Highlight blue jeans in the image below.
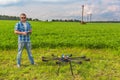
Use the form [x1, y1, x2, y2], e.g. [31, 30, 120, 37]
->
[17, 42, 34, 65]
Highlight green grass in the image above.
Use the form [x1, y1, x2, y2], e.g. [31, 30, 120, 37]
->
[0, 48, 120, 80]
[1, 20, 120, 49]
[1, 20, 120, 80]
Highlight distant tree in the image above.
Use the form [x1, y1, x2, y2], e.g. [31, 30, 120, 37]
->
[0, 15, 34, 21]
[27, 18, 32, 21]
[33, 18, 39, 21]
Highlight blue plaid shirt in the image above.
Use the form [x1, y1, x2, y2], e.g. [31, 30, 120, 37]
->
[14, 21, 32, 42]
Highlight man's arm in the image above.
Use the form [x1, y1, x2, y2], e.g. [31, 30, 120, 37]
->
[14, 30, 27, 35]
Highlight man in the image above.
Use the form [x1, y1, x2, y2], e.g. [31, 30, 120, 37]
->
[14, 13, 34, 67]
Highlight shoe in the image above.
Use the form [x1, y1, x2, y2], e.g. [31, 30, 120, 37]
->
[32, 63, 37, 65]
[31, 62, 35, 65]
[31, 63, 35, 65]
[17, 64, 20, 68]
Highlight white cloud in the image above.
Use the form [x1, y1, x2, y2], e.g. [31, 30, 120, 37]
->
[0, 0, 20, 5]
[34, 0, 65, 2]
[107, 5, 119, 12]
[33, 0, 77, 2]
[0, 0, 120, 21]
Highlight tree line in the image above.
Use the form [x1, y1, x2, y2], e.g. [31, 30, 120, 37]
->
[0, 15, 80, 22]
[0, 15, 120, 23]
[0, 15, 35, 21]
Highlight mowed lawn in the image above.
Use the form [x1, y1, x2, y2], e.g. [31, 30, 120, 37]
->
[0, 20, 120, 80]
[0, 48, 120, 80]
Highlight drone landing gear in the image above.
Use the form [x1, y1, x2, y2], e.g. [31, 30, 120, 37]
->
[56, 61, 74, 77]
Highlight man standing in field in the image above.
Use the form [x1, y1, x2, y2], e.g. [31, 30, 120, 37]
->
[14, 13, 34, 67]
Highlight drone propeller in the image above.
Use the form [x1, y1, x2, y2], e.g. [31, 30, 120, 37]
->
[41, 54, 90, 77]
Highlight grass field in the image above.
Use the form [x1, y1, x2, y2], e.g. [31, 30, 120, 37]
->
[1, 20, 120, 49]
[0, 20, 120, 80]
[1, 48, 120, 80]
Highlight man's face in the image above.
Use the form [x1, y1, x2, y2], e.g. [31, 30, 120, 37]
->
[20, 15, 26, 22]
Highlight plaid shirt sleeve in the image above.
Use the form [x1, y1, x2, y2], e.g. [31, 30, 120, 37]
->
[14, 23, 19, 31]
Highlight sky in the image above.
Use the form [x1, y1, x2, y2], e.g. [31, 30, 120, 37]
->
[0, 0, 120, 21]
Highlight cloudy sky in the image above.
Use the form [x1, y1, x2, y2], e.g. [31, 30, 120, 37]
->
[0, 0, 120, 21]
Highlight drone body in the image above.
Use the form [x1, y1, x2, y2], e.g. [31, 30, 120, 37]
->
[42, 54, 90, 77]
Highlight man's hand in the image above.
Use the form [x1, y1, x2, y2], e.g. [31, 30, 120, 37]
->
[22, 32, 27, 35]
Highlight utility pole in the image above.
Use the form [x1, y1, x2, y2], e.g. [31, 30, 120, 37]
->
[81, 5, 84, 24]
[87, 14, 89, 22]
[89, 13, 92, 22]
[87, 13, 92, 22]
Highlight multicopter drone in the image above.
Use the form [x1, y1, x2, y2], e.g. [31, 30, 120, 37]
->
[42, 54, 90, 77]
